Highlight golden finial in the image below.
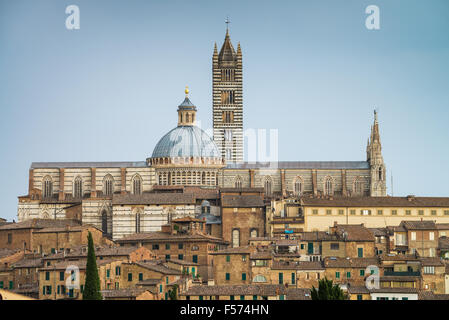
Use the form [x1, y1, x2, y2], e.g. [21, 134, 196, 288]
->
[185, 86, 189, 97]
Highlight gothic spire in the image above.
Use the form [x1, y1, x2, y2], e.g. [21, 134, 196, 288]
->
[218, 20, 236, 62]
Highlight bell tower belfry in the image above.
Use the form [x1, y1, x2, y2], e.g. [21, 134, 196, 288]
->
[367, 110, 387, 196]
[212, 20, 243, 163]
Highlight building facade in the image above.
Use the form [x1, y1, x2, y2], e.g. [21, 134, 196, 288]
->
[16, 27, 387, 241]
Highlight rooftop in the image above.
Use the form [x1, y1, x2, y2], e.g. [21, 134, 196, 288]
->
[116, 231, 226, 244]
[181, 284, 287, 296]
[221, 195, 265, 208]
[301, 196, 449, 208]
[31, 161, 147, 169]
[324, 257, 379, 268]
[0, 219, 81, 231]
[226, 161, 370, 170]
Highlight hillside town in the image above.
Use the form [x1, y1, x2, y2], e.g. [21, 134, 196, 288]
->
[2, 190, 449, 300]
[1, 19, 448, 302]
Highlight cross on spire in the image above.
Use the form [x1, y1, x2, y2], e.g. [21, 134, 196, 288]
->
[225, 16, 230, 31]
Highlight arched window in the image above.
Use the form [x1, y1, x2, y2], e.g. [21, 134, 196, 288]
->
[253, 275, 267, 283]
[103, 174, 114, 196]
[293, 177, 303, 196]
[73, 176, 83, 198]
[250, 229, 258, 238]
[353, 178, 363, 196]
[135, 210, 142, 233]
[235, 176, 242, 188]
[132, 174, 142, 195]
[264, 177, 272, 197]
[324, 176, 333, 196]
[378, 167, 383, 180]
[42, 176, 53, 199]
[232, 229, 240, 248]
[101, 210, 108, 234]
[201, 200, 211, 214]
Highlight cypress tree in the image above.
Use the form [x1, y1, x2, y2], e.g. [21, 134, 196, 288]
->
[83, 231, 102, 300]
[311, 277, 346, 300]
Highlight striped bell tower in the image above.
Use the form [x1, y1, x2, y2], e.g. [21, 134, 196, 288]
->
[212, 21, 243, 163]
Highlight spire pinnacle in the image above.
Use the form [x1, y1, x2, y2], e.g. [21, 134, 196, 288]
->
[185, 86, 189, 97]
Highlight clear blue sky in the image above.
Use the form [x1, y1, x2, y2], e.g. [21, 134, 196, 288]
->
[1, 0, 448, 221]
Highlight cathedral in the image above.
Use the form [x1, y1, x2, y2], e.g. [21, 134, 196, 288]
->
[17, 28, 387, 240]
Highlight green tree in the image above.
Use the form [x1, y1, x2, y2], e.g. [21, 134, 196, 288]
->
[168, 284, 178, 300]
[83, 232, 102, 300]
[311, 277, 346, 300]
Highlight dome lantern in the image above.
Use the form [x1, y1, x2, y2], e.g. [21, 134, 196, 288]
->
[177, 86, 197, 126]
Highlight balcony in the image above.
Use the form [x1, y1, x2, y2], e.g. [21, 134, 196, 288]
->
[383, 271, 420, 277]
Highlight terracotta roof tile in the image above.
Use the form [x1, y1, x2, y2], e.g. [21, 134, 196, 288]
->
[324, 257, 379, 268]
[221, 195, 265, 208]
[301, 196, 449, 208]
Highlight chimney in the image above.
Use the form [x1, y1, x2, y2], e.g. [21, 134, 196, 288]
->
[407, 195, 415, 202]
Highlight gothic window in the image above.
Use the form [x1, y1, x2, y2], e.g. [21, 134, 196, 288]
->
[73, 176, 83, 199]
[264, 177, 272, 197]
[235, 176, 242, 188]
[135, 210, 141, 233]
[232, 229, 240, 248]
[324, 176, 333, 196]
[132, 174, 142, 195]
[293, 177, 303, 196]
[42, 176, 53, 199]
[250, 229, 258, 238]
[103, 174, 114, 196]
[378, 167, 383, 180]
[353, 178, 363, 196]
[101, 210, 108, 234]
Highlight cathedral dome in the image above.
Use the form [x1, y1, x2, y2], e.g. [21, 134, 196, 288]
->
[151, 125, 220, 158]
